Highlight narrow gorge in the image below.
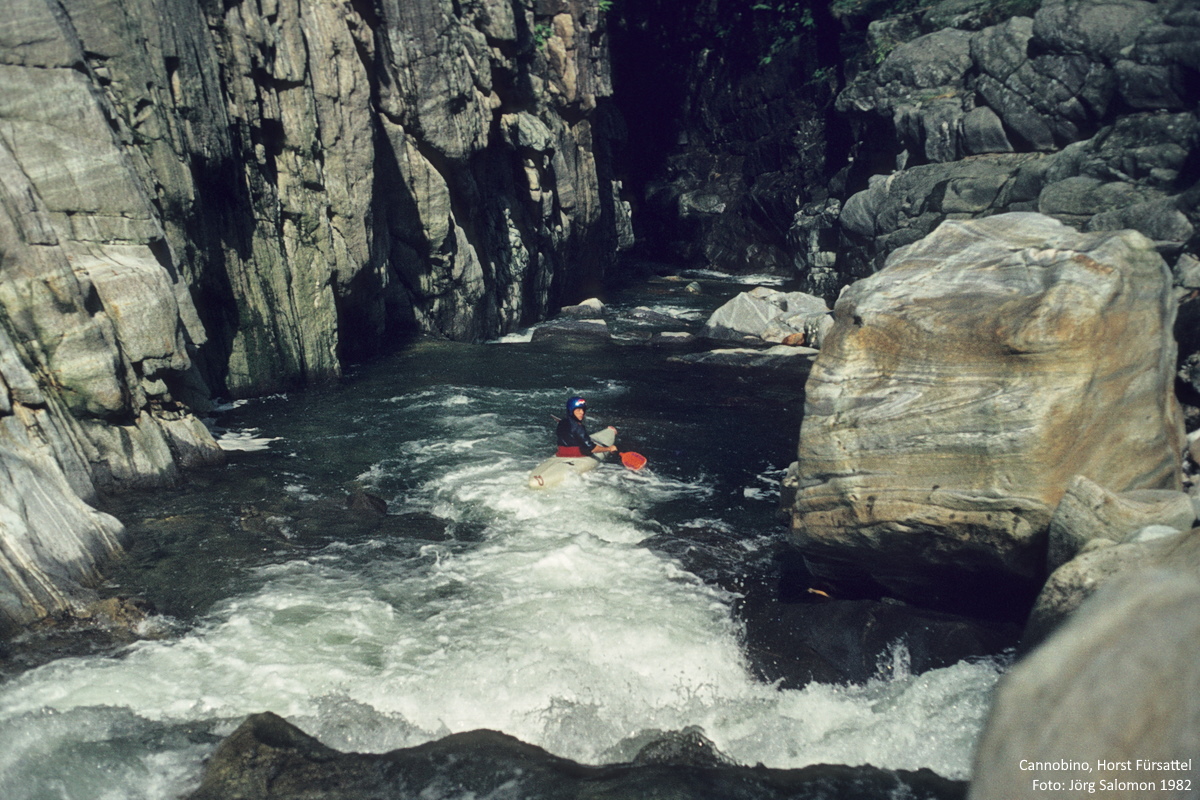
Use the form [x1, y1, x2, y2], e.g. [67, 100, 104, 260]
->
[2, 0, 1199, 797]
[2, 0, 631, 633]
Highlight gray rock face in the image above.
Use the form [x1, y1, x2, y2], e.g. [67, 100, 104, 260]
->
[840, 0, 1194, 165]
[1046, 475, 1196, 570]
[2, 0, 628, 397]
[791, 214, 1183, 610]
[832, 0, 1199, 293]
[839, 111, 1198, 274]
[0, 0, 629, 632]
[1023, 531, 1187, 647]
[970, 533, 1200, 800]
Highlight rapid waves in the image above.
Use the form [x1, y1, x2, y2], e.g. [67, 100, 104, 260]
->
[0, 346, 1003, 799]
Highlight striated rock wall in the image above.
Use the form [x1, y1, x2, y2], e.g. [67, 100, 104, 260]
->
[0, 0, 629, 633]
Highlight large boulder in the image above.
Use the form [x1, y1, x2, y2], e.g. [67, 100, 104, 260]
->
[790, 213, 1183, 613]
[702, 288, 832, 347]
[969, 532, 1200, 800]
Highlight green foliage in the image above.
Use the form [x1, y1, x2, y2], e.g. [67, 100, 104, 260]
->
[750, 0, 818, 66]
[598, 0, 615, 11]
[534, 22, 553, 48]
[807, 65, 833, 86]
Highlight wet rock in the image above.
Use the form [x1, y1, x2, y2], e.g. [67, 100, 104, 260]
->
[791, 213, 1184, 614]
[346, 491, 388, 519]
[669, 346, 817, 373]
[650, 331, 697, 347]
[188, 712, 969, 800]
[530, 318, 612, 344]
[622, 306, 687, 327]
[970, 533, 1200, 800]
[741, 596, 1019, 689]
[72, 596, 151, 632]
[629, 728, 734, 767]
[237, 507, 297, 542]
[559, 298, 605, 319]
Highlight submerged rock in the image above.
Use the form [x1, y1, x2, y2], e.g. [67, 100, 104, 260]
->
[791, 213, 1183, 614]
[530, 318, 612, 344]
[346, 491, 388, 519]
[741, 595, 1018, 689]
[188, 712, 968, 800]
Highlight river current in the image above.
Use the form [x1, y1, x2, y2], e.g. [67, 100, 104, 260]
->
[0, 274, 1003, 798]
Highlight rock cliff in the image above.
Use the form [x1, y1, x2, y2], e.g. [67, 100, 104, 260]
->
[616, 0, 1198, 307]
[0, 0, 630, 634]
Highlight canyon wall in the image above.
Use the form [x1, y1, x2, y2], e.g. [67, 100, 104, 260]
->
[618, 0, 1198, 300]
[0, 0, 630, 634]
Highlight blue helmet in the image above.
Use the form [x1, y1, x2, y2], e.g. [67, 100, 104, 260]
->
[567, 396, 587, 413]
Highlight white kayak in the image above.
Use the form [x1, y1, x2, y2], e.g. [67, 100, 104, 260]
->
[527, 427, 616, 489]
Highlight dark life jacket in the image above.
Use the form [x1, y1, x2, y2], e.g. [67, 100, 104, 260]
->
[556, 415, 599, 457]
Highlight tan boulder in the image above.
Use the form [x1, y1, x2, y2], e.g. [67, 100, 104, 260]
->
[791, 213, 1183, 610]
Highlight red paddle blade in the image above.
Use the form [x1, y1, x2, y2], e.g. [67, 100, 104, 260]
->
[620, 451, 647, 471]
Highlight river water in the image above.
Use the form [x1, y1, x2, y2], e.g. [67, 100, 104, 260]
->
[0, 274, 1003, 799]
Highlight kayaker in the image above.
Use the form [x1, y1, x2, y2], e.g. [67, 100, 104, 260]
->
[556, 396, 618, 457]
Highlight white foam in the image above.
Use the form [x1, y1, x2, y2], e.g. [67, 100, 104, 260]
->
[0, 381, 1004, 796]
[214, 428, 280, 452]
[491, 328, 537, 343]
[679, 270, 788, 287]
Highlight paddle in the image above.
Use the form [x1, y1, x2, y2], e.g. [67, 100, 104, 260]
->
[619, 450, 648, 471]
[550, 414, 647, 471]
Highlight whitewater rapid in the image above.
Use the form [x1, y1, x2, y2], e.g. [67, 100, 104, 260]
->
[0, 345, 1003, 800]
